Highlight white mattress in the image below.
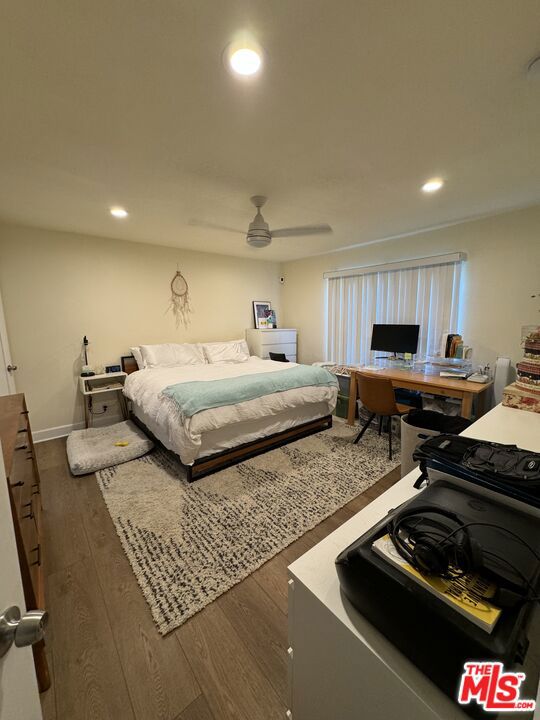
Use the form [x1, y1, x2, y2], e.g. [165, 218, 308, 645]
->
[124, 357, 337, 465]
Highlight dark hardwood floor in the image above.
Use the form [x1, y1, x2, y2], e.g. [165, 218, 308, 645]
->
[36, 436, 401, 720]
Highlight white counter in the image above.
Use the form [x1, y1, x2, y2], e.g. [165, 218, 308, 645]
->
[287, 404, 540, 720]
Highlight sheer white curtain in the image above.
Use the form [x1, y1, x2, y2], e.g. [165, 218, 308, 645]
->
[325, 259, 462, 365]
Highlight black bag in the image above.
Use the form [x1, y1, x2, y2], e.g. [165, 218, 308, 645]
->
[413, 434, 540, 507]
[464, 443, 540, 482]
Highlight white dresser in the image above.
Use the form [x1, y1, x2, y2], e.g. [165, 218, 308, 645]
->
[245, 328, 297, 362]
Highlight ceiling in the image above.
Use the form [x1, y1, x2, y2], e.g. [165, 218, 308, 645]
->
[1, 0, 540, 262]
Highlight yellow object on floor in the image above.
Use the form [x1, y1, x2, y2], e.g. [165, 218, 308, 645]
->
[114, 440, 130, 446]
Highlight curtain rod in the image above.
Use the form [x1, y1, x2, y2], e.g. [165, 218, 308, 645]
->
[323, 252, 466, 280]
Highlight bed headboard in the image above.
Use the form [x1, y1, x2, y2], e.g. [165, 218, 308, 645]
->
[121, 355, 139, 375]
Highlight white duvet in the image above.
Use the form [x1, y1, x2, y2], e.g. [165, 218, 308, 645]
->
[123, 357, 337, 465]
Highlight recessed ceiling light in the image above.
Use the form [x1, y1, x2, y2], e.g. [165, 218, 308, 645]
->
[229, 48, 262, 76]
[421, 178, 444, 194]
[110, 206, 128, 218]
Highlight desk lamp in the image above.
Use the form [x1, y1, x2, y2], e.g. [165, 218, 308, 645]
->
[81, 335, 95, 377]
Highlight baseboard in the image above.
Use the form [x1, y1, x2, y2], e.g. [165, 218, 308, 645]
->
[33, 422, 85, 443]
[33, 414, 123, 443]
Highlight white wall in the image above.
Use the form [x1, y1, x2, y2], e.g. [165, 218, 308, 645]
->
[0, 223, 282, 434]
[281, 205, 540, 369]
[1, 205, 539, 436]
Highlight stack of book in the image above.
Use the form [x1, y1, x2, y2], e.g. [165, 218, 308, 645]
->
[372, 534, 501, 633]
[503, 326, 540, 414]
[440, 333, 472, 360]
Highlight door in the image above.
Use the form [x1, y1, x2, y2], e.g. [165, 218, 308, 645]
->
[0, 292, 16, 396]
[0, 446, 42, 720]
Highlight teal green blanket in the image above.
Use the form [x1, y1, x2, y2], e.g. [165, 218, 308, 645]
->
[162, 365, 338, 417]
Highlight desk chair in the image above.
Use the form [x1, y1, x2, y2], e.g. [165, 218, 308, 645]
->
[269, 352, 289, 362]
[353, 373, 410, 459]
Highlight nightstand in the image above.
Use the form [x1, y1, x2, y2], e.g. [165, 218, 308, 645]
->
[79, 371, 128, 428]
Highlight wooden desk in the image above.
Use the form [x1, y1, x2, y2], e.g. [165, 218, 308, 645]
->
[347, 367, 492, 424]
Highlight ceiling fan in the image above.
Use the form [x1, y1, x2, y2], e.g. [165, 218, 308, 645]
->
[189, 196, 332, 248]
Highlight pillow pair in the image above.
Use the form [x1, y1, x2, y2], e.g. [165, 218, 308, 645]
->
[130, 339, 250, 368]
[132, 343, 205, 369]
[202, 339, 250, 365]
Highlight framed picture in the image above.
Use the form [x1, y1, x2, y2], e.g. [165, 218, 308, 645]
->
[121, 355, 139, 375]
[253, 301, 272, 329]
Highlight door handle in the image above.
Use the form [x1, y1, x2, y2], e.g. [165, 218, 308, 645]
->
[0, 606, 48, 658]
[6, 364, 18, 372]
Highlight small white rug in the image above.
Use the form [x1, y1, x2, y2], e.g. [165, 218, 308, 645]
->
[96, 422, 399, 634]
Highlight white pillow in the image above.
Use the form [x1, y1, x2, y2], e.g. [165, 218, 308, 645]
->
[130, 346, 145, 369]
[203, 339, 250, 365]
[140, 343, 206, 368]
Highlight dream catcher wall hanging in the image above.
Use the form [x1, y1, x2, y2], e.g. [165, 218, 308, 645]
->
[168, 267, 193, 328]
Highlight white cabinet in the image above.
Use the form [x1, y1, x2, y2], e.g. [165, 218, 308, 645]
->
[246, 328, 297, 362]
[287, 404, 540, 720]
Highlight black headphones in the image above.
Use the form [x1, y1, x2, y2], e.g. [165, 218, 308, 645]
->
[387, 505, 540, 608]
[388, 506, 483, 579]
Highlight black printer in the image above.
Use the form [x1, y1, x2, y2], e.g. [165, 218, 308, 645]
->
[335, 480, 540, 716]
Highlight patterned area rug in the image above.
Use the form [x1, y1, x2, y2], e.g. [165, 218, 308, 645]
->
[96, 422, 399, 634]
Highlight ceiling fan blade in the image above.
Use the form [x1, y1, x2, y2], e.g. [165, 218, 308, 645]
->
[188, 219, 244, 235]
[271, 224, 333, 239]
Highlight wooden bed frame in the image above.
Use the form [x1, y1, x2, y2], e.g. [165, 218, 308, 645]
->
[121, 355, 334, 482]
[132, 412, 333, 481]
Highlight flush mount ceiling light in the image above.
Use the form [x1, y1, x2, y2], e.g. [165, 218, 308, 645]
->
[421, 178, 444, 194]
[110, 206, 128, 218]
[224, 34, 264, 78]
[230, 47, 261, 76]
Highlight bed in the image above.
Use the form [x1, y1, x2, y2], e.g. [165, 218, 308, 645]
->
[121, 342, 338, 480]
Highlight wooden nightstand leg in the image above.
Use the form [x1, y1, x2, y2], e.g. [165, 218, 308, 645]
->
[461, 392, 473, 419]
[88, 396, 94, 428]
[119, 391, 128, 420]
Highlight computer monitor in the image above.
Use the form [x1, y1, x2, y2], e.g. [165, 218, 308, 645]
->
[370, 324, 420, 355]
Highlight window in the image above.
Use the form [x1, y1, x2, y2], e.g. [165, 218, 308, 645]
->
[324, 254, 463, 365]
